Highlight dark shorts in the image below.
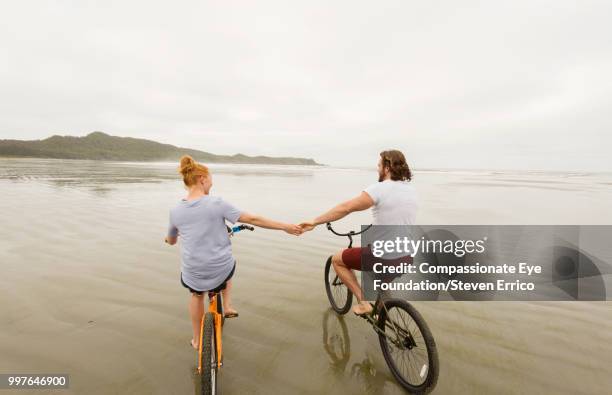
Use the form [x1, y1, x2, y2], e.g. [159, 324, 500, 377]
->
[181, 262, 236, 296]
[342, 246, 413, 273]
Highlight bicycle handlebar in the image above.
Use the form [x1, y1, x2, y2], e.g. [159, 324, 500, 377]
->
[235, 224, 255, 232]
[227, 224, 255, 234]
[326, 222, 372, 237]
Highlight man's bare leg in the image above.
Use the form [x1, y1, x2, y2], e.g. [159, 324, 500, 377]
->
[189, 293, 204, 349]
[221, 280, 238, 317]
[331, 251, 373, 315]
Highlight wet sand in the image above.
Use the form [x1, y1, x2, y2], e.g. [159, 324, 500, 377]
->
[1, 159, 611, 394]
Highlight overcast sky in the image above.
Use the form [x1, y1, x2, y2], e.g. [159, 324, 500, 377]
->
[1, 1, 610, 170]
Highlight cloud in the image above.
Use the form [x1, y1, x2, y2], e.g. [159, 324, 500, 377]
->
[0, 0, 610, 170]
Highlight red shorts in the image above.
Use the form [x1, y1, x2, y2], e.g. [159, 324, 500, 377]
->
[341, 246, 413, 272]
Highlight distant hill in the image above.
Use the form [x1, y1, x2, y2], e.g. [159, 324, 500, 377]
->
[0, 132, 320, 165]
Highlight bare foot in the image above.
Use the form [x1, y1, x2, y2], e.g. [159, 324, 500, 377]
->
[190, 339, 199, 349]
[224, 306, 239, 317]
[352, 301, 373, 316]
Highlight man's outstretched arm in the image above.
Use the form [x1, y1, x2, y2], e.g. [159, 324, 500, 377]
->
[300, 191, 374, 231]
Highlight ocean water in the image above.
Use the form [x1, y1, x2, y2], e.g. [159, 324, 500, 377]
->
[1, 158, 611, 394]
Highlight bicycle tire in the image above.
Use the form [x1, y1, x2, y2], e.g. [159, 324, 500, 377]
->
[324, 256, 353, 315]
[377, 299, 439, 394]
[200, 312, 218, 395]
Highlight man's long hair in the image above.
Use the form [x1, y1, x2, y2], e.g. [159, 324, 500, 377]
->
[380, 150, 412, 181]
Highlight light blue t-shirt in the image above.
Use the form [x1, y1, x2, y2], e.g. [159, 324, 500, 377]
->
[167, 195, 242, 291]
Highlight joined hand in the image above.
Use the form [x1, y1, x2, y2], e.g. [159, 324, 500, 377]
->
[298, 221, 316, 232]
[284, 224, 304, 236]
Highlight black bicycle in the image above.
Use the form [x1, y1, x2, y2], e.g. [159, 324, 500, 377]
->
[324, 222, 439, 394]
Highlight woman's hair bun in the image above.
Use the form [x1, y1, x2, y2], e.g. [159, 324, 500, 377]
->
[179, 155, 196, 176]
[178, 155, 210, 186]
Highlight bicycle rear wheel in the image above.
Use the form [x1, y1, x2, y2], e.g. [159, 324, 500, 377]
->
[200, 312, 218, 395]
[324, 256, 353, 315]
[377, 299, 439, 394]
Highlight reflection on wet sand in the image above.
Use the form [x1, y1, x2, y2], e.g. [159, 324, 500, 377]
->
[322, 309, 399, 394]
[322, 309, 351, 374]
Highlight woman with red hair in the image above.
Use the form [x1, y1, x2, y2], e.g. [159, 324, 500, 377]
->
[165, 155, 302, 349]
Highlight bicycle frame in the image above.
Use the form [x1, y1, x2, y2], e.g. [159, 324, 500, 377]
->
[360, 295, 414, 348]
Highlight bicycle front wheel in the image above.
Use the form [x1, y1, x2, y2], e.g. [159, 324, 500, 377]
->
[324, 256, 353, 315]
[377, 299, 439, 394]
[200, 312, 218, 395]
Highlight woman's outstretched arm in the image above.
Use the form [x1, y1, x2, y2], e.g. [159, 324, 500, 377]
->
[238, 212, 302, 235]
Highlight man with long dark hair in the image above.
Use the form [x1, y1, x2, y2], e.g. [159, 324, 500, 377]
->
[299, 150, 416, 315]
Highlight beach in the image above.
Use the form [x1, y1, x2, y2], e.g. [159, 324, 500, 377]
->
[1, 158, 611, 394]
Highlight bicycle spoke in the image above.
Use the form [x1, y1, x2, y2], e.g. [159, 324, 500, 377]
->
[333, 282, 344, 302]
[210, 330, 216, 393]
[390, 328, 411, 382]
[394, 309, 414, 381]
[329, 267, 349, 309]
[383, 305, 430, 387]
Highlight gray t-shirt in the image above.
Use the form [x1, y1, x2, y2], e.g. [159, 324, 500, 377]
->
[364, 180, 417, 225]
[167, 195, 242, 291]
[364, 180, 418, 258]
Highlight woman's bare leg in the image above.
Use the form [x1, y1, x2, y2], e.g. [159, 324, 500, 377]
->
[222, 280, 238, 316]
[331, 251, 373, 315]
[189, 293, 204, 349]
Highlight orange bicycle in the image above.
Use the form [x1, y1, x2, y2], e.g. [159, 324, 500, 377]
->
[196, 224, 253, 395]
